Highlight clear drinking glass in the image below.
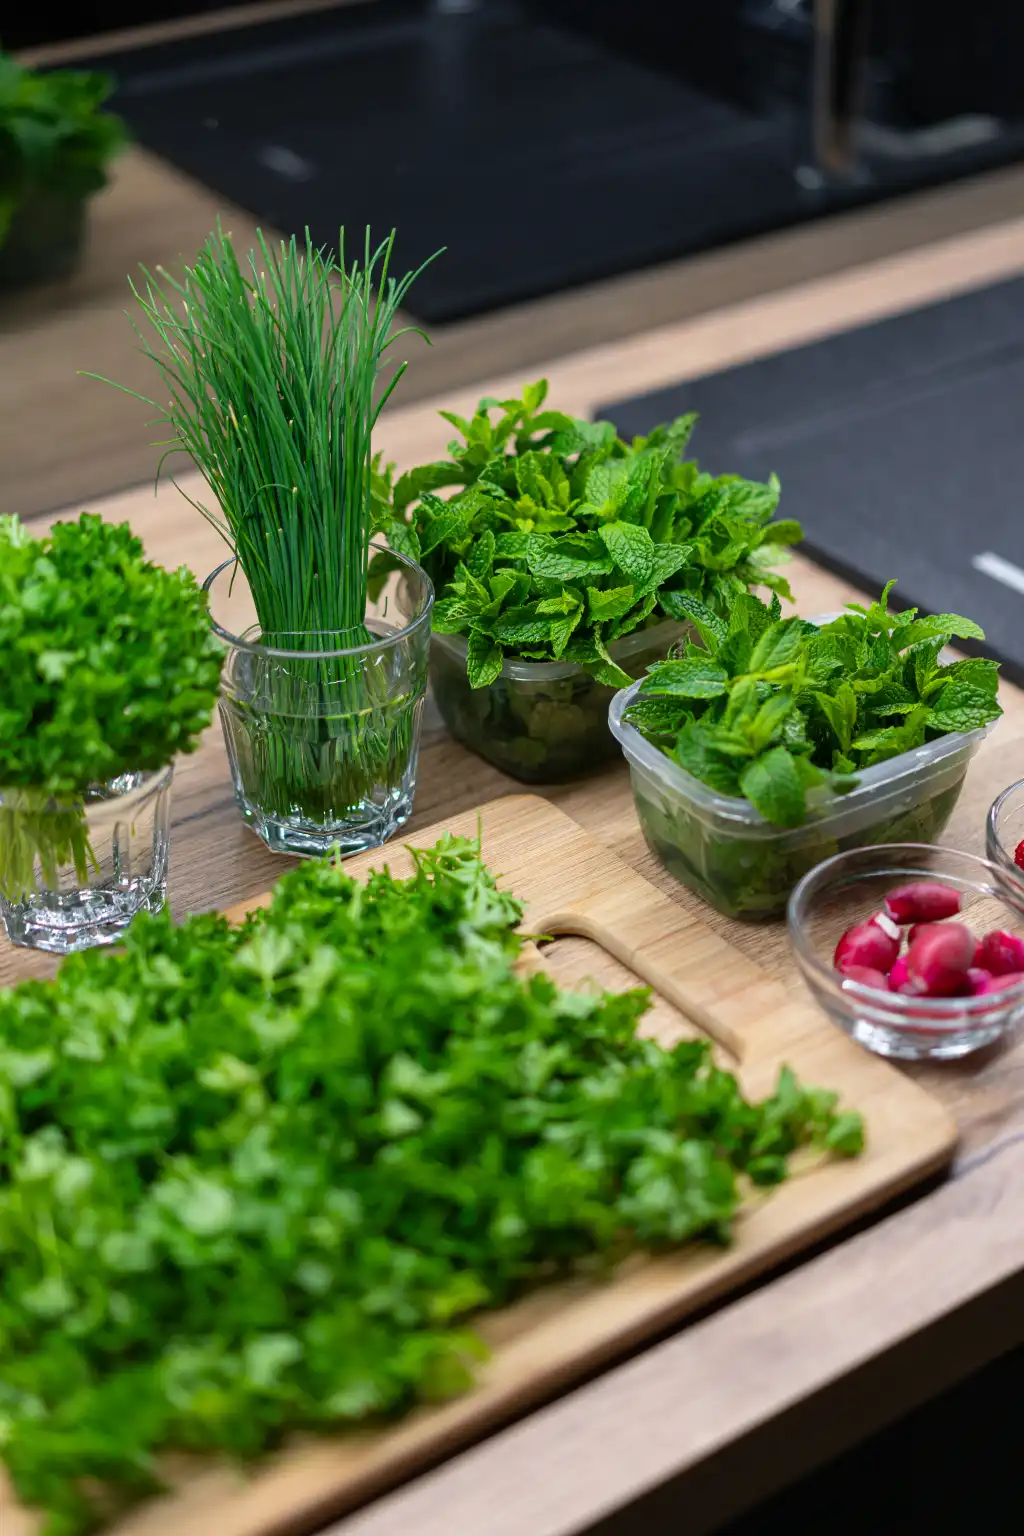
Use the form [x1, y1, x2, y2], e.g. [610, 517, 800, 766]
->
[0, 768, 173, 953]
[204, 544, 433, 858]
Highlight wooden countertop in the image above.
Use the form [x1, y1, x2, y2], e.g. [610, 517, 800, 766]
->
[7, 213, 1024, 1535]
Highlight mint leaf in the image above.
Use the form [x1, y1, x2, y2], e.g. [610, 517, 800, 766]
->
[672, 722, 744, 795]
[467, 528, 495, 581]
[394, 462, 467, 512]
[745, 692, 795, 752]
[623, 694, 693, 740]
[658, 590, 727, 649]
[813, 682, 857, 753]
[930, 657, 1000, 696]
[585, 460, 629, 514]
[587, 585, 637, 623]
[598, 521, 657, 586]
[431, 597, 477, 633]
[492, 607, 554, 645]
[643, 658, 729, 700]
[719, 474, 782, 523]
[550, 611, 581, 658]
[928, 681, 1002, 734]
[466, 631, 504, 689]
[748, 619, 805, 675]
[525, 535, 613, 583]
[494, 532, 531, 560]
[757, 518, 803, 546]
[898, 613, 986, 647]
[739, 747, 807, 827]
[522, 379, 548, 413]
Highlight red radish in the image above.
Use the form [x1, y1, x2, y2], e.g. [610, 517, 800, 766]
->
[906, 921, 975, 997]
[1014, 839, 1024, 872]
[908, 921, 949, 948]
[839, 965, 890, 991]
[834, 917, 900, 976]
[975, 929, 1024, 977]
[888, 955, 912, 992]
[967, 967, 994, 994]
[884, 881, 961, 924]
[973, 971, 1024, 997]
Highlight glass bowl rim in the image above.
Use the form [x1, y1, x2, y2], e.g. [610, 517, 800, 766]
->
[787, 840, 1024, 1016]
[202, 541, 434, 662]
[987, 776, 1024, 866]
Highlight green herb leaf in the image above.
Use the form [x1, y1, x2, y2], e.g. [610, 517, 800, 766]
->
[927, 681, 1002, 734]
[466, 631, 504, 689]
[598, 521, 657, 586]
[642, 658, 729, 700]
[739, 746, 807, 826]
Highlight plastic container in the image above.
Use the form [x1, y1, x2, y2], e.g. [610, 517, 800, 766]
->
[789, 844, 1024, 1061]
[431, 620, 686, 783]
[609, 677, 994, 921]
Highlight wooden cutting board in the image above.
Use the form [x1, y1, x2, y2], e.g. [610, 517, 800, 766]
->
[4, 794, 956, 1536]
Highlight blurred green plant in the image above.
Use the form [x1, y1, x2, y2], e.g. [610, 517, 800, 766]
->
[0, 51, 127, 245]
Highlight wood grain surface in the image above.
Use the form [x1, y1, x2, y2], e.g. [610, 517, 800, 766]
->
[0, 795, 955, 1536]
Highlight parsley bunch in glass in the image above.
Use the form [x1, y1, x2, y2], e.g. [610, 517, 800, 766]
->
[0, 513, 222, 900]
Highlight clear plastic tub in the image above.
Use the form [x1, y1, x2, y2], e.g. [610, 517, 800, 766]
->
[609, 676, 995, 922]
[431, 620, 685, 783]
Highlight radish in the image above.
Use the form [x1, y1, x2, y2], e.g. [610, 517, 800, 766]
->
[966, 967, 994, 995]
[974, 929, 1024, 977]
[840, 965, 890, 991]
[906, 922, 975, 997]
[834, 917, 900, 976]
[883, 882, 961, 924]
[1014, 839, 1024, 872]
[890, 952, 914, 989]
[973, 971, 1024, 997]
[907, 921, 949, 948]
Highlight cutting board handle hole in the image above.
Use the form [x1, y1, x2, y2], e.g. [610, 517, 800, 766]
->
[531, 910, 746, 1062]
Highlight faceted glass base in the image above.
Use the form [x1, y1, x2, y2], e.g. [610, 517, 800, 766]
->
[2, 881, 167, 955]
[0, 768, 173, 953]
[235, 781, 415, 859]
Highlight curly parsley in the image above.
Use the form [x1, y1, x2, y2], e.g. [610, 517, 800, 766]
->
[0, 513, 222, 796]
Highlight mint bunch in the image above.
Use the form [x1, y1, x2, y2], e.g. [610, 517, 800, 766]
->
[626, 581, 1002, 828]
[0, 835, 861, 1534]
[374, 381, 800, 687]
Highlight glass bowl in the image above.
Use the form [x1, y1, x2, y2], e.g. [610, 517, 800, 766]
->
[788, 843, 1024, 1061]
[986, 777, 1024, 883]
